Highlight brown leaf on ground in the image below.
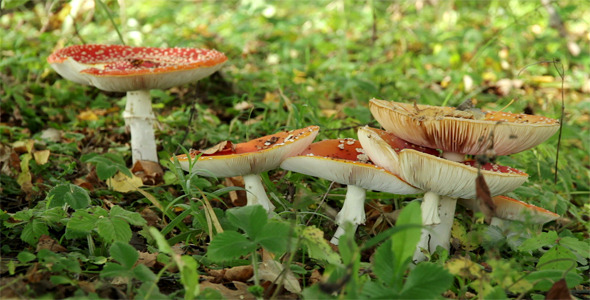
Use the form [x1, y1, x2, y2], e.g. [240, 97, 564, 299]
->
[309, 269, 322, 285]
[200, 281, 255, 300]
[131, 160, 164, 186]
[140, 207, 161, 227]
[36, 234, 67, 253]
[545, 278, 571, 300]
[207, 265, 254, 283]
[136, 251, 157, 268]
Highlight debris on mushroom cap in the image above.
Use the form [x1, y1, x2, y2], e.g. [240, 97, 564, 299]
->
[398, 149, 528, 199]
[173, 126, 320, 177]
[48, 44, 227, 92]
[459, 195, 559, 224]
[369, 99, 560, 156]
[281, 139, 420, 195]
[463, 160, 527, 176]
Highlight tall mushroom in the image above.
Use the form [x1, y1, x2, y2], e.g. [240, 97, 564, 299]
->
[48, 44, 227, 165]
[357, 127, 529, 261]
[280, 138, 421, 244]
[173, 126, 320, 213]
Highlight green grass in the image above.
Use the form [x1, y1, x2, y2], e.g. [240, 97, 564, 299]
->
[1, 0, 588, 299]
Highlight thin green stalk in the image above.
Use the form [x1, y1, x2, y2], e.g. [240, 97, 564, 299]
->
[95, 0, 126, 45]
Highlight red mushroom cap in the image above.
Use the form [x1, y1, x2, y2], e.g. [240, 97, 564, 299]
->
[173, 126, 320, 177]
[281, 139, 420, 194]
[48, 44, 227, 92]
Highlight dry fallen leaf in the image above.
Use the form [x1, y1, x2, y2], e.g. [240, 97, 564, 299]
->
[199, 141, 236, 155]
[475, 171, 495, 223]
[258, 259, 301, 294]
[545, 278, 571, 300]
[77, 110, 99, 121]
[131, 160, 164, 186]
[36, 234, 67, 253]
[136, 251, 158, 268]
[107, 172, 143, 193]
[33, 150, 51, 165]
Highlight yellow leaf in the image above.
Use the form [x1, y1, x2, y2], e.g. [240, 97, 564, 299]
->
[446, 257, 483, 278]
[77, 110, 99, 121]
[33, 150, 51, 165]
[17, 153, 33, 193]
[107, 171, 143, 193]
[12, 139, 34, 154]
[293, 69, 306, 84]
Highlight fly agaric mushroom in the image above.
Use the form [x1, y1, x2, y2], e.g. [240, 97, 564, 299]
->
[280, 138, 420, 244]
[369, 99, 560, 159]
[357, 126, 529, 262]
[458, 195, 559, 229]
[48, 44, 227, 165]
[173, 126, 320, 213]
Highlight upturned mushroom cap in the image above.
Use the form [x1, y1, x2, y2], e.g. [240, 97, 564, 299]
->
[48, 44, 227, 92]
[369, 99, 559, 156]
[459, 195, 559, 224]
[399, 150, 528, 199]
[173, 126, 320, 177]
[280, 138, 420, 194]
[357, 126, 440, 175]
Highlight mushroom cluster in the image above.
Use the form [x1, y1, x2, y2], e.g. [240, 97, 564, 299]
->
[48, 45, 560, 254]
[359, 99, 560, 261]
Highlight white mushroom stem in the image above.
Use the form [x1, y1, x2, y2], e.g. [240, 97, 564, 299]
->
[243, 174, 275, 213]
[421, 191, 441, 225]
[123, 90, 158, 163]
[330, 185, 366, 245]
[414, 195, 457, 262]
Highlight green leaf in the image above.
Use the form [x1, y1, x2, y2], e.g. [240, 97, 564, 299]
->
[133, 264, 157, 282]
[109, 205, 147, 226]
[109, 241, 139, 269]
[526, 269, 583, 291]
[559, 237, 590, 259]
[537, 245, 577, 271]
[50, 275, 74, 285]
[21, 218, 49, 245]
[65, 210, 98, 239]
[226, 205, 267, 240]
[46, 184, 91, 209]
[180, 255, 200, 300]
[82, 153, 131, 180]
[256, 221, 291, 254]
[149, 227, 173, 255]
[17, 251, 36, 263]
[207, 231, 257, 262]
[299, 226, 341, 265]
[518, 231, 558, 252]
[373, 239, 396, 285]
[399, 262, 453, 299]
[97, 217, 132, 243]
[100, 262, 130, 278]
[40, 207, 68, 225]
[391, 201, 422, 273]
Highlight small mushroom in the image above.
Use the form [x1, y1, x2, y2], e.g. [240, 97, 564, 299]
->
[280, 138, 420, 245]
[458, 195, 559, 229]
[48, 44, 227, 165]
[173, 126, 320, 213]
